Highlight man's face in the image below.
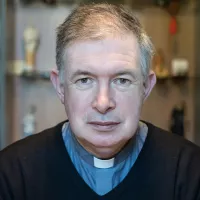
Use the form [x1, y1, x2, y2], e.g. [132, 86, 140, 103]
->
[55, 35, 154, 157]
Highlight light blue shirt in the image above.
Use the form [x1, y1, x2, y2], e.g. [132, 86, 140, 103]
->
[62, 121, 147, 196]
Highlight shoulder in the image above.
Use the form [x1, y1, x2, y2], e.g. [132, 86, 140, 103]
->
[146, 121, 200, 154]
[0, 121, 65, 168]
[145, 121, 200, 176]
[145, 122, 200, 198]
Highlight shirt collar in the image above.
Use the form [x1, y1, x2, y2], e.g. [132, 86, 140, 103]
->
[62, 121, 148, 169]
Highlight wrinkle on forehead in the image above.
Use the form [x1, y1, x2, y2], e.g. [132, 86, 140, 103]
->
[62, 36, 143, 81]
[69, 54, 136, 68]
[64, 35, 139, 65]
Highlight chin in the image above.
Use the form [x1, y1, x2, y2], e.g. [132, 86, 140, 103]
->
[91, 141, 128, 159]
[87, 140, 119, 158]
[94, 150, 117, 159]
[87, 134, 125, 149]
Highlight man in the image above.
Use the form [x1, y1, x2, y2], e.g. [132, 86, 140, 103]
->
[0, 3, 200, 200]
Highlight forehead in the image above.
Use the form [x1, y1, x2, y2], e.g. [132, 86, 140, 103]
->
[64, 35, 140, 74]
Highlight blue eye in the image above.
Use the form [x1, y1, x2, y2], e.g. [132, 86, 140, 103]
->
[79, 78, 91, 84]
[114, 78, 131, 86]
[76, 78, 93, 88]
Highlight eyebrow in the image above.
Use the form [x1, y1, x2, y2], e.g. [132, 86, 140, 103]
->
[70, 70, 95, 80]
[113, 70, 136, 77]
[70, 69, 137, 80]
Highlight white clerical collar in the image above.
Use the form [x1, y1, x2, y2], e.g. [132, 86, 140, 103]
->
[93, 157, 115, 168]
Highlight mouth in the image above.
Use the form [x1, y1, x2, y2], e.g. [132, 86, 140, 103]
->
[87, 121, 120, 132]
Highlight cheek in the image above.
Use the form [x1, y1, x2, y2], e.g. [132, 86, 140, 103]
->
[116, 87, 143, 113]
[65, 88, 93, 118]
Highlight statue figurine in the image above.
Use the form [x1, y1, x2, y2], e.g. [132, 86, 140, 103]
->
[153, 48, 169, 79]
[170, 101, 186, 137]
[23, 26, 39, 72]
[22, 105, 37, 138]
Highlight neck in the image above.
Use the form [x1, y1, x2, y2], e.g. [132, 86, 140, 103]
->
[76, 137, 130, 160]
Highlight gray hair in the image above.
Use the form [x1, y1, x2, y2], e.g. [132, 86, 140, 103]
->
[56, 3, 154, 82]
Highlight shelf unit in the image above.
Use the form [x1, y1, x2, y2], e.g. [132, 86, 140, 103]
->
[7, 71, 51, 81]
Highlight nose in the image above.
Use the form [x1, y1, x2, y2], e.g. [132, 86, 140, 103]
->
[92, 84, 116, 114]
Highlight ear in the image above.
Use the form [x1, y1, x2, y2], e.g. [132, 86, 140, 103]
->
[50, 68, 64, 104]
[143, 70, 156, 101]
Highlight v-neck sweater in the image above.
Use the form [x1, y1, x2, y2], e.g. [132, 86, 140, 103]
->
[0, 121, 200, 200]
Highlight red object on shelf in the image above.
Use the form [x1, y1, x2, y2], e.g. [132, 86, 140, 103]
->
[169, 17, 177, 35]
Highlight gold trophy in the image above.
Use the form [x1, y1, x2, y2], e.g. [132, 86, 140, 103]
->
[23, 26, 39, 72]
[153, 49, 169, 79]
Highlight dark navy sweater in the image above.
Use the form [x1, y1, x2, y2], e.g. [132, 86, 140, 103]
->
[0, 121, 200, 200]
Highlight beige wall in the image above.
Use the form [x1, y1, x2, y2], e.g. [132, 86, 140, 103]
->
[141, 8, 195, 142]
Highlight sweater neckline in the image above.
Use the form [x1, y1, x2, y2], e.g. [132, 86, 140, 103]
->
[53, 120, 154, 199]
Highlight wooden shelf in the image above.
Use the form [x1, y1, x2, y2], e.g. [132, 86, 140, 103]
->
[7, 71, 51, 81]
[156, 75, 190, 84]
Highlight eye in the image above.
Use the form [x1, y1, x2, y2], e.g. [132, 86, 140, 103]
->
[114, 78, 131, 87]
[79, 78, 91, 84]
[75, 78, 94, 88]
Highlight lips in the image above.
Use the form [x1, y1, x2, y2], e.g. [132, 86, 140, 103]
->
[88, 121, 120, 126]
[87, 121, 120, 131]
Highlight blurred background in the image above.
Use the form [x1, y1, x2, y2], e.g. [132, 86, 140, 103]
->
[0, 0, 200, 150]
